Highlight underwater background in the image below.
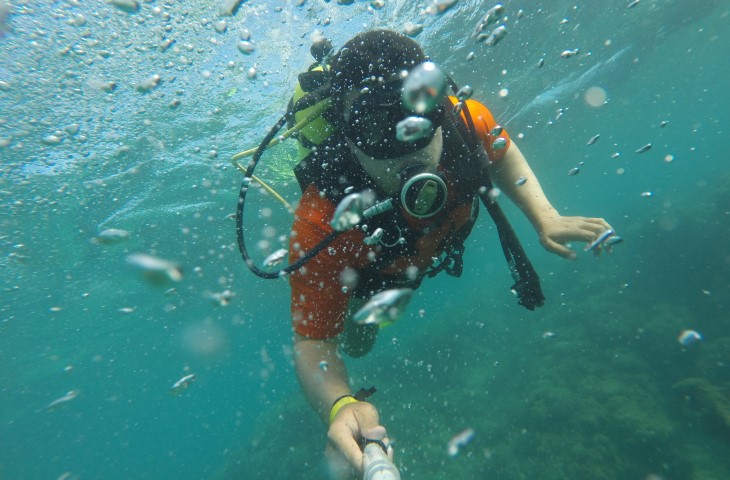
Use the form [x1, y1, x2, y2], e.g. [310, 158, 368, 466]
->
[1, 0, 728, 479]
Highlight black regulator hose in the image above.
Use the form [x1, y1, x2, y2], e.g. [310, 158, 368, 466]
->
[235, 112, 341, 279]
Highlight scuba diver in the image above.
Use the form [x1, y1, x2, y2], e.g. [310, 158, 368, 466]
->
[233, 29, 615, 478]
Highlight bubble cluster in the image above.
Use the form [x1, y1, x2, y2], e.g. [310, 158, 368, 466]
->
[401, 62, 447, 114]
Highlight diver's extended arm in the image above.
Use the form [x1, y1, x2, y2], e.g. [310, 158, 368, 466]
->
[294, 333, 351, 421]
[487, 140, 613, 258]
[293, 333, 386, 472]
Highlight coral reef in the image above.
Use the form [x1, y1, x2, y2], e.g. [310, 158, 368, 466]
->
[674, 377, 730, 440]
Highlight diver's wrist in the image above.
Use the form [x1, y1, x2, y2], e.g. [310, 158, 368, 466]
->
[329, 395, 359, 425]
[525, 204, 561, 232]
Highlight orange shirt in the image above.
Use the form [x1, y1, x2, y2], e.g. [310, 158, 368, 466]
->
[289, 99, 509, 339]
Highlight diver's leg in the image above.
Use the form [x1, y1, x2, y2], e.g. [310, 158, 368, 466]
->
[340, 298, 379, 358]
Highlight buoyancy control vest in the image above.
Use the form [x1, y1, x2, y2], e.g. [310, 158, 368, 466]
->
[291, 93, 485, 296]
[233, 58, 545, 310]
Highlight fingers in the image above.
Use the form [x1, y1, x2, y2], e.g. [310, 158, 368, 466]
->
[361, 426, 394, 460]
[577, 218, 613, 238]
[383, 436, 395, 461]
[361, 425, 387, 441]
[559, 217, 615, 243]
[582, 218, 617, 255]
[574, 226, 600, 243]
[584, 217, 613, 231]
[327, 402, 383, 472]
[540, 216, 617, 259]
[542, 237, 576, 260]
[328, 421, 364, 471]
[582, 220, 616, 250]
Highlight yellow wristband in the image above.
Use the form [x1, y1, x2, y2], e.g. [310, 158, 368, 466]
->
[329, 395, 359, 425]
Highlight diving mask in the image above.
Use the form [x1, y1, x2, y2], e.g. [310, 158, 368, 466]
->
[345, 81, 444, 160]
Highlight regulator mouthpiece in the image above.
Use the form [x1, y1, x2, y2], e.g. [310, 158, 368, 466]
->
[399, 165, 447, 219]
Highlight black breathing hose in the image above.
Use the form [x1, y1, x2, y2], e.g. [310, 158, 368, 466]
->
[235, 111, 341, 279]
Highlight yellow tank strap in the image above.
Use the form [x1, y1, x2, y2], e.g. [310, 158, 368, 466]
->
[230, 97, 331, 163]
[293, 65, 335, 148]
[229, 65, 333, 216]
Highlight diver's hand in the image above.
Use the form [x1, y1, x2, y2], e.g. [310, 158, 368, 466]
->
[537, 215, 614, 259]
[326, 401, 392, 476]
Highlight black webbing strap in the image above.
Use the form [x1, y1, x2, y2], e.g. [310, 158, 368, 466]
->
[454, 93, 545, 310]
[478, 191, 545, 310]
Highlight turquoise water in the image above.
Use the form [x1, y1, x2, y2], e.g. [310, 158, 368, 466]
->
[1, 1, 728, 479]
